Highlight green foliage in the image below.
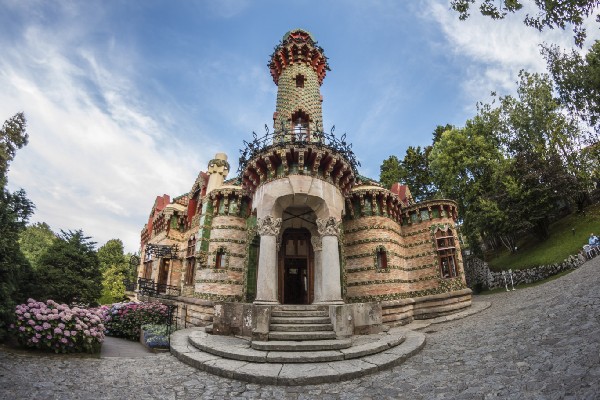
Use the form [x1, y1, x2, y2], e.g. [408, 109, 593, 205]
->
[141, 324, 171, 349]
[97, 239, 133, 305]
[488, 203, 600, 269]
[379, 125, 450, 201]
[35, 230, 102, 306]
[542, 40, 600, 136]
[0, 112, 35, 342]
[0, 112, 28, 188]
[104, 302, 169, 341]
[451, 0, 600, 47]
[379, 155, 402, 190]
[429, 72, 586, 251]
[18, 222, 57, 269]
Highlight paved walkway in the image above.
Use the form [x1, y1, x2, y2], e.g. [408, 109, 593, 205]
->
[1, 257, 599, 399]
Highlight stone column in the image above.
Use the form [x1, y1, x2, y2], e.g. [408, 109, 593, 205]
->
[311, 235, 323, 303]
[315, 217, 344, 304]
[254, 215, 282, 305]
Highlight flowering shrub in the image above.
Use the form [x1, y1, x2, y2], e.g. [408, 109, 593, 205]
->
[141, 324, 170, 349]
[104, 302, 169, 341]
[11, 299, 105, 353]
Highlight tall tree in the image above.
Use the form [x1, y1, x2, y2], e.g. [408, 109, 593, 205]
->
[0, 112, 35, 340]
[97, 239, 132, 304]
[451, 0, 600, 47]
[18, 222, 56, 269]
[36, 230, 102, 305]
[542, 40, 600, 135]
[379, 155, 403, 190]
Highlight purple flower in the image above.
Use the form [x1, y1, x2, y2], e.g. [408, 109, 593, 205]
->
[54, 327, 63, 335]
[46, 334, 52, 339]
[64, 330, 71, 337]
[60, 338, 68, 344]
[42, 322, 51, 330]
[31, 337, 39, 343]
[34, 325, 43, 331]
[28, 320, 35, 326]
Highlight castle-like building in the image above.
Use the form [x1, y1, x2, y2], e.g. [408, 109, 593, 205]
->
[137, 29, 471, 333]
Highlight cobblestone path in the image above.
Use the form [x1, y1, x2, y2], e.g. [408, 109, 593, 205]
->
[1, 257, 599, 400]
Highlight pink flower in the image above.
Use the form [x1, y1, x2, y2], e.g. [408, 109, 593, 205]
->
[31, 337, 38, 343]
[60, 338, 68, 344]
[42, 322, 51, 330]
[28, 320, 35, 326]
[46, 334, 52, 339]
[64, 330, 71, 337]
[83, 330, 90, 336]
[58, 323, 65, 329]
[54, 327, 63, 335]
[23, 313, 31, 319]
[35, 333, 41, 339]
[34, 325, 42, 331]
[70, 330, 77, 336]
[19, 326, 25, 332]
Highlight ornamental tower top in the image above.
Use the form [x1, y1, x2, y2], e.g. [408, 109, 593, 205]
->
[268, 29, 330, 141]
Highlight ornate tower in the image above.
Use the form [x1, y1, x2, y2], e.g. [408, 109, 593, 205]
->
[269, 29, 330, 141]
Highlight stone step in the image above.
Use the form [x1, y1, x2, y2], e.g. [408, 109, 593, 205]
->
[251, 338, 353, 351]
[269, 323, 334, 332]
[272, 305, 328, 312]
[271, 310, 329, 318]
[271, 316, 331, 325]
[268, 331, 337, 341]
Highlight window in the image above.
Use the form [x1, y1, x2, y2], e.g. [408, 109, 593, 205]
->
[291, 111, 309, 140]
[295, 74, 305, 88]
[376, 246, 388, 271]
[436, 228, 458, 278]
[215, 247, 226, 269]
[143, 250, 153, 279]
[185, 235, 196, 285]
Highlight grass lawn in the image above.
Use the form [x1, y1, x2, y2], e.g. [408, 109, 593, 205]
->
[486, 203, 600, 271]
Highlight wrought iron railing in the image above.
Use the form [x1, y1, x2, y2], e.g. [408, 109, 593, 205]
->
[237, 122, 360, 175]
[137, 278, 181, 298]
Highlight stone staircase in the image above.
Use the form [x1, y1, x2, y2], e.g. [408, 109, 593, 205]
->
[251, 305, 348, 350]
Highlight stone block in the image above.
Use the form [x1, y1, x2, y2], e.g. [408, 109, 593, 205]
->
[251, 304, 271, 341]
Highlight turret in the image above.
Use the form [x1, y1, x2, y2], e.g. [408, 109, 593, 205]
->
[268, 29, 330, 142]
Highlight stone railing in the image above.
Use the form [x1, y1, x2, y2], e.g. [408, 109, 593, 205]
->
[464, 252, 587, 291]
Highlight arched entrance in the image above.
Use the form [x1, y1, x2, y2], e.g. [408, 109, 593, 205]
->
[278, 228, 314, 304]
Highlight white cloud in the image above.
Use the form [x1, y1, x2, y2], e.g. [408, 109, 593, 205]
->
[423, 0, 600, 107]
[2, 9, 205, 253]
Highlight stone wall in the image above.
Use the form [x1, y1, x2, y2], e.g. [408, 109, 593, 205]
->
[464, 253, 587, 290]
[194, 215, 247, 301]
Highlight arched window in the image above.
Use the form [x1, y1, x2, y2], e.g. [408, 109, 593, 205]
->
[375, 246, 388, 271]
[291, 110, 309, 140]
[295, 74, 305, 88]
[215, 247, 227, 269]
[435, 228, 458, 278]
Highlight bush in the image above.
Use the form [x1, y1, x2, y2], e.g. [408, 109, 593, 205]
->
[10, 299, 105, 353]
[141, 324, 170, 349]
[104, 302, 169, 341]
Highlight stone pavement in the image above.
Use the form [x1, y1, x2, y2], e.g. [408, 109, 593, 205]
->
[1, 257, 599, 399]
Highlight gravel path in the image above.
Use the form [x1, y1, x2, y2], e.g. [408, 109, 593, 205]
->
[1, 257, 599, 399]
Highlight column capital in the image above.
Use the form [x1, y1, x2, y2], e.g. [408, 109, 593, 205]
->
[317, 217, 341, 237]
[257, 215, 282, 236]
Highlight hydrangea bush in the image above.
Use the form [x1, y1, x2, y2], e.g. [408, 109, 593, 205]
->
[11, 299, 106, 353]
[141, 324, 170, 349]
[104, 302, 169, 341]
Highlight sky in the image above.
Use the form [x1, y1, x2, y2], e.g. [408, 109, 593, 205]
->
[2, 0, 599, 253]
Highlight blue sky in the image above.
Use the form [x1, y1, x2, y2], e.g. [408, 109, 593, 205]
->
[2, 0, 598, 252]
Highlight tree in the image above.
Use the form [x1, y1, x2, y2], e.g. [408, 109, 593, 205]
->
[97, 239, 132, 304]
[379, 125, 451, 201]
[451, 0, 600, 47]
[36, 230, 102, 305]
[0, 112, 35, 340]
[0, 112, 28, 188]
[18, 222, 57, 269]
[542, 40, 600, 135]
[379, 155, 402, 190]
